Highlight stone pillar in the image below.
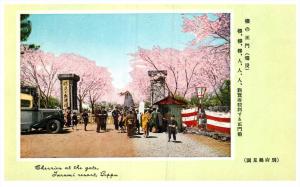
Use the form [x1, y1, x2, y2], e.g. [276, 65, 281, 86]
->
[58, 74, 80, 111]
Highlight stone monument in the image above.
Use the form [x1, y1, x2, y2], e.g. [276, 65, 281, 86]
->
[58, 74, 80, 111]
[120, 91, 134, 110]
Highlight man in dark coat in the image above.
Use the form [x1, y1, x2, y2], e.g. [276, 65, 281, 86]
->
[125, 110, 136, 137]
[167, 115, 178, 142]
[82, 110, 89, 131]
[112, 107, 120, 130]
[99, 106, 108, 132]
[64, 107, 72, 127]
[150, 108, 158, 132]
[95, 109, 101, 133]
[72, 112, 78, 130]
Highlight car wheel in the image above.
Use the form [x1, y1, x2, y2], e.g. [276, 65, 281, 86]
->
[46, 119, 62, 133]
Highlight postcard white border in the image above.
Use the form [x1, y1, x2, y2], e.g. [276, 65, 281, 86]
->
[0, 1, 298, 187]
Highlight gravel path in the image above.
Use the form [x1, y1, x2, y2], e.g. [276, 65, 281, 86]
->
[132, 131, 227, 157]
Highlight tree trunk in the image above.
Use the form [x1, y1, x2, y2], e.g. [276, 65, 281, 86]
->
[91, 102, 95, 114]
[78, 99, 83, 113]
[213, 87, 224, 106]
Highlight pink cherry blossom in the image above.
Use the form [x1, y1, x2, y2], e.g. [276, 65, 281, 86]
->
[21, 45, 114, 110]
[127, 13, 230, 102]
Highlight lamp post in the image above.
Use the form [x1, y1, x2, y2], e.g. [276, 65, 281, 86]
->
[196, 86, 207, 107]
[196, 86, 207, 130]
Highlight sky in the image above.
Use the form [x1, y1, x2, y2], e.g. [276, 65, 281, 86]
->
[25, 13, 217, 89]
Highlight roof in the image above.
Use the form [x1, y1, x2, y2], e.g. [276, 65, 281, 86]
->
[154, 95, 187, 105]
[58, 74, 80, 81]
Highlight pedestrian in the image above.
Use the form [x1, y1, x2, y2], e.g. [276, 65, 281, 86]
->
[150, 108, 158, 132]
[125, 110, 136, 137]
[99, 106, 108, 132]
[112, 107, 120, 130]
[162, 112, 171, 132]
[118, 111, 126, 133]
[64, 107, 71, 127]
[142, 110, 151, 138]
[63, 109, 68, 126]
[132, 109, 138, 135]
[82, 110, 89, 131]
[148, 109, 153, 132]
[95, 109, 101, 133]
[137, 110, 142, 134]
[157, 110, 163, 132]
[167, 115, 178, 142]
[72, 112, 78, 130]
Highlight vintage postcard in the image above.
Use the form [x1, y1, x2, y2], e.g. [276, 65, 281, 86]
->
[1, 0, 298, 183]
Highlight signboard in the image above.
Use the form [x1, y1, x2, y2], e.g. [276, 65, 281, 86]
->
[62, 80, 70, 109]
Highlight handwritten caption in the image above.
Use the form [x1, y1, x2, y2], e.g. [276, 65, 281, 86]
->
[34, 164, 118, 179]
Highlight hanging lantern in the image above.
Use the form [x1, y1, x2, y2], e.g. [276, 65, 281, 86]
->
[196, 86, 206, 98]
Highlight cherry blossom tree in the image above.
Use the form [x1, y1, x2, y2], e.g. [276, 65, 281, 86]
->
[87, 67, 113, 114]
[21, 46, 114, 110]
[56, 54, 113, 112]
[21, 45, 59, 108]
[129, 46, 211, 100]
[56, 54, 114, 113]
[129, 45, 229, 103]
[127, 13, 230, 103]
[182, 13, 230, 46]
[130, 47, 189, 97]
[126, 61, 151, 102]
[182, 13, 230, 103]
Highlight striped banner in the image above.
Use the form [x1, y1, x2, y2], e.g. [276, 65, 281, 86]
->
[181, 107, 198, 127]
[205, 110, 231, 134]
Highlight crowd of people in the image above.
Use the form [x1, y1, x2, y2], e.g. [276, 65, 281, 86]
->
[63, 106, 179, 142]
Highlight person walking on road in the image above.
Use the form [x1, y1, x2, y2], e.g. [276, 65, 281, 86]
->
[99, 106, 108, 132]
[142, 110, 151, 138]
[137, 110, 142, 134]
[112, 107, 120, 130]
[167, 115, 178, 142]
[133, 109, 138, 135]
[72, 112, 78, 130]
[119, 111, 127, 133]
[82, 110, 89, 131]
[150, 108, 158, 132]
[125, 110, 136, 137]
[95, 109, 100, 133]
[95, 107, 108, 133]
[64, 107, 72, 127]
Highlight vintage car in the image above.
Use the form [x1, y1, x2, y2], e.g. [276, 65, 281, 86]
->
[21, 86, 64, 133]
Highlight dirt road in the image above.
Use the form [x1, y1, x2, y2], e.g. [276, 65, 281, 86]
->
[21, 122, 230, 158]
[21, 123, 135, 158]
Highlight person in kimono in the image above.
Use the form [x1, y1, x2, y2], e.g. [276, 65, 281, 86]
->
[141, 110, 151, 138]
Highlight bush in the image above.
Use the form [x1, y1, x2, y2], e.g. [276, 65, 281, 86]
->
[187, 80, 230, 108]
[40, 96, 60, 109]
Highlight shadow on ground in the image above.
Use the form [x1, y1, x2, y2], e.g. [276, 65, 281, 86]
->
[172, 140, 182, 143]
[147, 136, 158, 138]
[21, 129, 72, 135]
[130, 135, 142, 138]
